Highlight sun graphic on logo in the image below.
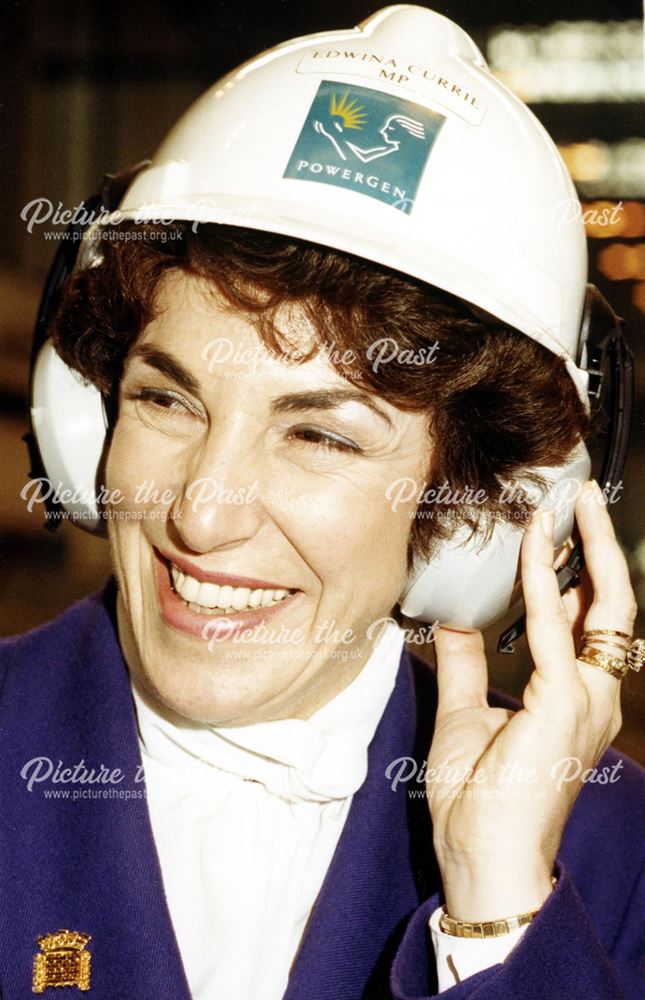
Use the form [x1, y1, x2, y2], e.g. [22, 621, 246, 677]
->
[329, 92, 367, 130]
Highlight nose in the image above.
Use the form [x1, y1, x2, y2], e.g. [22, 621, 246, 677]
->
[169, 425, 266, 555]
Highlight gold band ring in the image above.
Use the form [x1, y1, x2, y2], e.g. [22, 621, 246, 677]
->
[582, 637, 632, 654]
[578, 646, 628, 680]
[583, 628, 632, 643]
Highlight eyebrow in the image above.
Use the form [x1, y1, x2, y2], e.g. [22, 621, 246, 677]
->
[129, 345, 200, 396]
[270, 388, 392, 427]
[128, 346, 392, 426]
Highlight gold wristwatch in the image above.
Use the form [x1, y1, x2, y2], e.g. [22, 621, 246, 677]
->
[439, 878, 558, 939]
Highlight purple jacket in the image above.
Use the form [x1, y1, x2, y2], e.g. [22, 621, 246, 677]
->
[1, 585, 643, 999]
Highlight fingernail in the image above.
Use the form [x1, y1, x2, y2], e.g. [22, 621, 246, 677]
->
[540, 510, 555, 539]
[590, 479, 607, 504]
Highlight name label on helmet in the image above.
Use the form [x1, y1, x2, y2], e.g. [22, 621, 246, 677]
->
[284, 80, 445, 215]
[297, 51, 486, 127]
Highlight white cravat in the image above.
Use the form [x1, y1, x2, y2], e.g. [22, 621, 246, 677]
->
[132, 622, 405, 1000]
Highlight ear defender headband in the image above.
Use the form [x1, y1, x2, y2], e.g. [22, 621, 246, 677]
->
[25, 170, 635, 646]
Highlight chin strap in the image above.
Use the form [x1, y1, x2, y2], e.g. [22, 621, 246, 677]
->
[497, 285, 635, 654]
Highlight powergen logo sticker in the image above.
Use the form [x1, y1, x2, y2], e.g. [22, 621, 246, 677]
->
[284, 80, 445, 214]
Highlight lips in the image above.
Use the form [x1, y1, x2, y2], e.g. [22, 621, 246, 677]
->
[153, 549, 301, 639]
[160, 551, 292, 590]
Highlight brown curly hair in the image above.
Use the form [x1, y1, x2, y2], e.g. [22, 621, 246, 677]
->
[51, 222, 591, 561]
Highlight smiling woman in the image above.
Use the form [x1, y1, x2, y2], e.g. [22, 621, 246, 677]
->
[48, 223, 589, 730]
[1, 6, 644, 1000]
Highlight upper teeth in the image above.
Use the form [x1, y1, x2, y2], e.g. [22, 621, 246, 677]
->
[171, 564, 293, 613]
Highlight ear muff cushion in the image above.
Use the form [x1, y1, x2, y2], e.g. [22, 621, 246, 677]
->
[30, 341, 108, 534]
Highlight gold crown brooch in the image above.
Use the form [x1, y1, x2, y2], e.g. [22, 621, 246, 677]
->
[32, 929, 92, 993]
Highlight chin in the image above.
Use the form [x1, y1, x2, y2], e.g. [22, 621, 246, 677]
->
[133, 642, 295, 727]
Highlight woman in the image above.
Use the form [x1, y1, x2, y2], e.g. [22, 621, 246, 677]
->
[2, 6, 644, 999]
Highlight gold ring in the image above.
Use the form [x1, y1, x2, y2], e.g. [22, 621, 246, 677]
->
[581, 630, 644, 675]
[577, 646, 628, 680]
[582, 628, 631, 644]
[582, 637, 631, 653]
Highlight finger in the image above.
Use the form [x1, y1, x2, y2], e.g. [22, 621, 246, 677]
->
[569, 482, 635, 702]
[521, 509, 576, 679]
[433, 627, 488, 716]
[575, 481, 637, 639]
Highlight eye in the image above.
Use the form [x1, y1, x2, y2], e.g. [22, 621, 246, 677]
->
[126, 387, 205, 429]
[287, 425, 361, 453]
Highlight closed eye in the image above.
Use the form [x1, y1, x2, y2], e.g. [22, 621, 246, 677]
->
[128, 387, 203, 418]
[287, 425, 361, 453]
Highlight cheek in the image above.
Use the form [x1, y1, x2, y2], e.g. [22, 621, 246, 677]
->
[106, 421, 147, 496]
[352, 485, 418, 587]
[267, 470, 415, 592]
[103, 430, 145, 601]
[105, 419, 185, 512]
[103, 423, 181, 594]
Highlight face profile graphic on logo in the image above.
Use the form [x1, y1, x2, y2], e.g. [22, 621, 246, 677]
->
[314, 94, 426, 165]
[285, 80, 445, 213]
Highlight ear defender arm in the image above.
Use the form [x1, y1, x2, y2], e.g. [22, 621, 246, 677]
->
[497, 285, 635, 653]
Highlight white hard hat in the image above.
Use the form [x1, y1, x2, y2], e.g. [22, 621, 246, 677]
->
[104, 3, 589, 402]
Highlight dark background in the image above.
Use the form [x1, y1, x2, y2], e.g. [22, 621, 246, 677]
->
[1, 0, 644, 761]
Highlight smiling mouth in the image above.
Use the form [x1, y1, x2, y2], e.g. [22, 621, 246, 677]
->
[170, 563, 296, 616]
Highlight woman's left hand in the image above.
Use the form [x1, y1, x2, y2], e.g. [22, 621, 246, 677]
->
[427, 479, 637, 921]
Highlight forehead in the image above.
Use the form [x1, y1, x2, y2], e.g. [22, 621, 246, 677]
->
[133, 269, 359, 395]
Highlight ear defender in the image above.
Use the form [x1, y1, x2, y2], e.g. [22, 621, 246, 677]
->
[399, 440, 592, 630]
[24, 165, 149, 535]
[29, 246, 633, 643]
[29, 341, 108, 532]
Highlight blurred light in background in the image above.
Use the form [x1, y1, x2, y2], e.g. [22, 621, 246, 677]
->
[632, 282, 645, 313]
[486, 20, 645, 322]
[597, 242, 645, 281]
[557, 140, 645, 197]
[578, 202, 645, 311]
[488, 21, 645, 102]
[580, 200, 645, 239]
